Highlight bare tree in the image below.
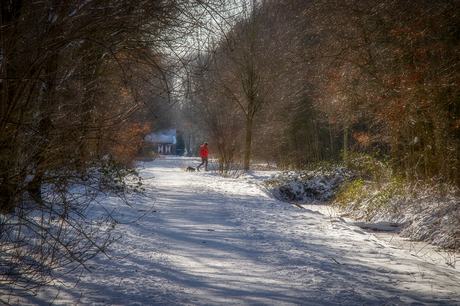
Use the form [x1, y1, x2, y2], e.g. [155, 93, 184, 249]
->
[192, 0, 291, 170]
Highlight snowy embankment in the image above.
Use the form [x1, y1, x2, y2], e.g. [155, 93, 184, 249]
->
[263, 162, 460, 251]
[16, 157, 460, 305]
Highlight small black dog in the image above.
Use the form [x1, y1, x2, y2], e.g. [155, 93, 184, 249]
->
[186, 166, 196, 172]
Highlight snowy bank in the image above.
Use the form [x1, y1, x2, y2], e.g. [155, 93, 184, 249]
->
[336, 180, 460, 251]
[263, 162, 460, 251]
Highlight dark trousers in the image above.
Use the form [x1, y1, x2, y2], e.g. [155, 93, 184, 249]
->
[198, 157, 208, 170]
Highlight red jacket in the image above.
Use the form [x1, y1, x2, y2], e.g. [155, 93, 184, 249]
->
[200, 145, 209, 158]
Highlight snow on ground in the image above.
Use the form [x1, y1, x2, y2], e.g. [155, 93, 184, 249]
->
[15, 157, 460, 305]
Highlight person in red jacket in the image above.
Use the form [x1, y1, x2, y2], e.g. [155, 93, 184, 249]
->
[197, 142, 209, 171]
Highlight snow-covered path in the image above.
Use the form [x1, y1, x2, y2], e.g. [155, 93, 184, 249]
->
[19, 157, 460, 305]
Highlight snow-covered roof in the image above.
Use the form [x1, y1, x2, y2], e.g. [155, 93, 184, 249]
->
[145, 129, 176, 144]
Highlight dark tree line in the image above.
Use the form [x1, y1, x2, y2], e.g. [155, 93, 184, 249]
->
[185, 0, 460, 185]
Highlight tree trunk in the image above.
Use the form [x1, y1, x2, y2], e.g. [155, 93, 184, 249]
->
[0, 0, 22, 213]
[244, 116, 253, 170]
[343, 125, 348, 159]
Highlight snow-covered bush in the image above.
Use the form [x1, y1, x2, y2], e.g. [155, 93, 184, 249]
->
[97, 157, 144, 193]
[264, 153, 389, 204]
[399, 193, 460, 250]
[264, 166, 354, 203]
